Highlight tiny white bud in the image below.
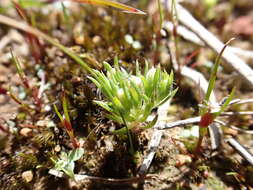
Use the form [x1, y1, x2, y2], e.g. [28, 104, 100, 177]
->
[146, 67, 156, 81]
[125, 34, 134, 44]
[132, 41, 142, 49]
[130, 76, 142, 86]
[117, 88, 124, 99]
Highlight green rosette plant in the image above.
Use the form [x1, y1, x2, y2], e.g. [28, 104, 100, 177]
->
[88, 58, 177, 134]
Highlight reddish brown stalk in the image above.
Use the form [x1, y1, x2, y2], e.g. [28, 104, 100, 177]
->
[199, 112, 214, 128]
[15, 68, 42, 111]
[13, 1, 29, 22]
[63, 119, 80, 148]
[13, 1, 44, 63]
[194, 112, 214, 156]
[193, 135, 204, 156]
[71, 138, 80, 149]
[63, 119, 73, 132]
[8, 88, 34, 113]
[184, 49, 201, 67]
[26, 34, 44, 63]
[8, 90, 25, 105]
[31, 87, 42, 111]
[21, 75, 30, 89]
[12, 51, 42, 110]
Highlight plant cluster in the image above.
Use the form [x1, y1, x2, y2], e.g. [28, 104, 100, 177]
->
[88, 58, 177, 133]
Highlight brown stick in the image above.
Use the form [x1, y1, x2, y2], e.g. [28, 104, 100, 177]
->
[49, 169, 155, 184]
[163, 22, 253, 61]
[164, 2, 253, 87]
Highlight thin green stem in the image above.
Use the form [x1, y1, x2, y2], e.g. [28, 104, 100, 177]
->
[120, 112, 134, 155]
[62, 92, 71, 124]
[171, 0, 180, 72]
[53, 104, 64, 122]
[195, 38, 236, 156]
[0, 14, 94, 75]
[215, 87, 236, 116]
[157, 0, 164, 29]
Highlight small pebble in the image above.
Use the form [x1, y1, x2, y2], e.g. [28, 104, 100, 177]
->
[22, 170, 33, 183]
[92, 36, 101, 44]
[175, 154, 192, 167]
[54, 145, 61, 152]
[75, 35, 85, 45]
[20, 128, 32, 137]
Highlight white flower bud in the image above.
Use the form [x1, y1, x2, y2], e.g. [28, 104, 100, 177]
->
[117, 88, 124, 99]
[146, 67, 156, 81]
[130, 76, 142, 86]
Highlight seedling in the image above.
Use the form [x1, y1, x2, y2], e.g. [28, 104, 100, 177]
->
[51, 147, 84, 179]
[194, 39, 235, 155]
[10, 51, 43, 111]
[89, 58, 177, 133]
[54, 91, 80, 149]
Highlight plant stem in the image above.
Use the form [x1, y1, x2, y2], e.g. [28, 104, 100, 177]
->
[120, 112, 134, 155]
[0, 14, 94, 75]
[193, 128, 205, 156]
[157, 0, 164, 29]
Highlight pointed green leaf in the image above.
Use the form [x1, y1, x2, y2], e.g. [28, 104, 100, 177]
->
[94, 100, 113, 112]
[63, 161, 75, 179]
[156, 88, 178, 107]
[71, 0, 146, 15]
[53, 104, 64, 123]
[87, 76, 101, 89]
[62, 92, 71, 124]
[112, 97, 125, 112]
[68, 147, 85, 161]
[135, 61, 141, 76]
[106, 113, 123, 123]
[215, 87, 236, 116]
[114, 56, 119, 69]
[142, 115, 158, 129]
[112, 124, 135, 134]
[204, 39, 233, 112]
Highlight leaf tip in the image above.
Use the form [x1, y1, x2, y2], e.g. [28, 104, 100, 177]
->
[123, 8, 147, 15]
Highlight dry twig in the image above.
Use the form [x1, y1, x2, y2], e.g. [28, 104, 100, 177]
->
[138, 99, 171, 175]
[215, 119, 253, 135]
[163, 22, 253, 61]
[221, 111, 253, 116]
[156, 116, 200, 130]
[49, 169, 154, 184]
[163, 2, 253, 87]
[226, 138, 253, 165]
